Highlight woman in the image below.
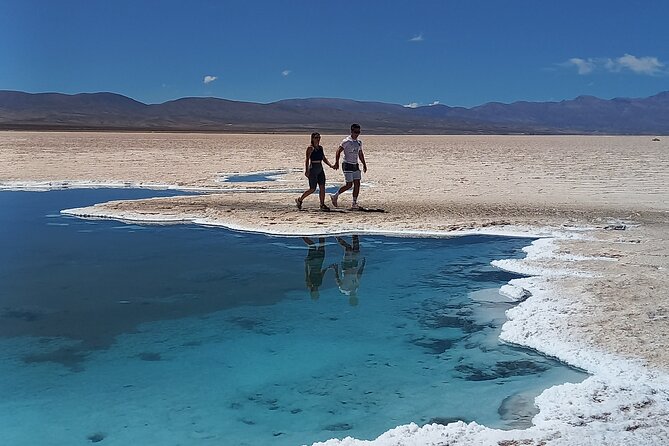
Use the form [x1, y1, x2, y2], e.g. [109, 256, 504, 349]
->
[303, 237, 330, 300]
[295, 132, 335, 211]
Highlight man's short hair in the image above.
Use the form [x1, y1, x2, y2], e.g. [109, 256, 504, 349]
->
[350, 123, 361, 132]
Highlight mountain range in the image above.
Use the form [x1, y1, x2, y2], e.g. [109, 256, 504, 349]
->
[1, 90, 668, 134]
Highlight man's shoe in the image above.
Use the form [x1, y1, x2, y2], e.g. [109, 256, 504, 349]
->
[329, 194, 338, 207]
[295, 198, 303, 210]
[320, 204, 330, 212]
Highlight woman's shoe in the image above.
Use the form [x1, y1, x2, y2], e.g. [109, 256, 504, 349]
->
[295, 198, 303, 209]
[320, 204, 330, 212]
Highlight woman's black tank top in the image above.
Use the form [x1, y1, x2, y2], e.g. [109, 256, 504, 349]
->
[310, 145, 324, 162]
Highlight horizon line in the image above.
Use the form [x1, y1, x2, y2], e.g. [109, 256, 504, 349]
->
[2, 89, 668, 110]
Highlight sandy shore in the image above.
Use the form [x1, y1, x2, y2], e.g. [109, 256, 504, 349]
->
[2, 131, 668, 444]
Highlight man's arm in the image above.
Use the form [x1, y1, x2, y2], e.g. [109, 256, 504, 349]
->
[357, 258, 366, 279]
[332, 264, 342, 285]
[334, 146, 343, 170]
[359, 149, 367, 173]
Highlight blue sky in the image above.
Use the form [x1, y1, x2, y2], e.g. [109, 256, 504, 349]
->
[2, 0, 668, 107]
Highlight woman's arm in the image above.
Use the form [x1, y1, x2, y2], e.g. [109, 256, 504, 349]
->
[304, 146, 313, 177]
[323, 153, 335, 169]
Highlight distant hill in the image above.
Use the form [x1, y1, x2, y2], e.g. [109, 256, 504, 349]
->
[1, 90, 668, 134]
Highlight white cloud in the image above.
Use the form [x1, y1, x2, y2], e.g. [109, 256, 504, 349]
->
[567, 58, 596, 75]
[203, 75, 217, 84]
[409, 33, 424, 42]
[282, 70, 291, 77]
[563, 54, 665, 76]
[614, 54, 663, 75]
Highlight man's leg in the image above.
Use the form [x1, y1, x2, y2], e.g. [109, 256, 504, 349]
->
[352, 180, 361, 207]
[331, 181, 352, 207]
[336, 236, 353, 251]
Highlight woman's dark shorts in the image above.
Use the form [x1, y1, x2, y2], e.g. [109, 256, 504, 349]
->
[308, 164, 326, 189]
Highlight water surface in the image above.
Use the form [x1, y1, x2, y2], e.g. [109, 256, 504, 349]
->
[0, 189, 587, 446]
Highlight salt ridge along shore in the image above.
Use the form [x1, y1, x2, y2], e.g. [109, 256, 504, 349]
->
[2, 132, 668, 445]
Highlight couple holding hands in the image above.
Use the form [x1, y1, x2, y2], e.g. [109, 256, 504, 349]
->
[295, 123, 367, 212]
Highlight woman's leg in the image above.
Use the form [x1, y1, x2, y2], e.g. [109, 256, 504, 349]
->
[300, 188, 316, 201]
[318, 183, 326, 205]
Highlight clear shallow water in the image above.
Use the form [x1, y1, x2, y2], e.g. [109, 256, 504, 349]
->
[223, 171, 285, 182]
[222, 170, 345, 195]
[0, 190, 587, 446]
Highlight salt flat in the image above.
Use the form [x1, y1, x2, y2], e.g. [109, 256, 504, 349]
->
[2, 131, 668, 444]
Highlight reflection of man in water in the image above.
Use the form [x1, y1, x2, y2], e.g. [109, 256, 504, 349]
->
[333, 235, 366, 306]
[303, 237, 329, 300]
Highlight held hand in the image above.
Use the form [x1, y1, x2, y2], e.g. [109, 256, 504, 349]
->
[304, 170, 309, 178]
[334, 163, 340, 170]
[363, 165, 367, 173]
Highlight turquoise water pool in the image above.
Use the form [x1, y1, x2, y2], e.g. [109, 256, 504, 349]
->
[0, 190, 586, 446]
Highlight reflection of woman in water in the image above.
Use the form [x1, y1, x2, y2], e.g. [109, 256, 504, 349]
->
[303, 237, 330, 300]
[333, 235, 366, 306]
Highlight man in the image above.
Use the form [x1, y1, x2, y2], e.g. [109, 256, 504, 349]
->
[330, 123, 367, 209]
[333, 235, 365, 306]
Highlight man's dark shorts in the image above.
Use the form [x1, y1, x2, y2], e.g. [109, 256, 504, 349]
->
[342, 162, 361, 182]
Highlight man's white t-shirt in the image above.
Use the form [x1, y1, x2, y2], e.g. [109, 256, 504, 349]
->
[340, 136, 362, 164]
